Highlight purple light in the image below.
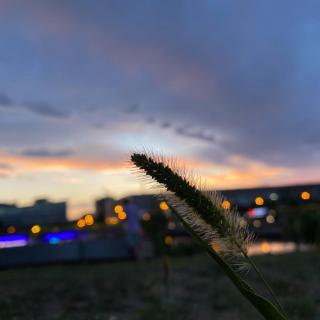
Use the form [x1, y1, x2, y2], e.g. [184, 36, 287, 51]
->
[0, 234, 28, 249]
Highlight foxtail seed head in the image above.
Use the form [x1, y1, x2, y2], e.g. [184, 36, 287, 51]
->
[131, 152, 253, 264]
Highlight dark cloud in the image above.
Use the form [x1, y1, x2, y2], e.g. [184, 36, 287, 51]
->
[125, 104, 139, 114]
[145, 117, 156, 124]
[19, 148, 74, 158]
[91, 122, 107, 129]
[0, 1, 320, 172]
[161, 122, 171, 129]
[24, 102, 70, 119]
[176, 127, 216, 143]
[0, 93, 13, 108]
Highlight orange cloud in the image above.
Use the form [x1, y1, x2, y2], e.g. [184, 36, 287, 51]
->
[0, 152, 127, 175]
[2, 150, 316, 195]
[127, 153, 289, 190]
[204, 159, 289, 189]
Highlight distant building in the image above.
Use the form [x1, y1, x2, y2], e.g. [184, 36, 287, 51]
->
[95, 194, 159, 222]
[95, 197, 115, 221]
[121, 195, 158, 212]
[0, 199, 67, 227]
[0, 204, 16, 212]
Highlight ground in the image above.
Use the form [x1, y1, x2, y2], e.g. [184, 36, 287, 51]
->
[0, 251, 318, 320]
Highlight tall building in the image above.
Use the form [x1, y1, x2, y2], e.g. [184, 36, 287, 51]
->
[95, 197, 115, 221]
[0, 199, 67, 227]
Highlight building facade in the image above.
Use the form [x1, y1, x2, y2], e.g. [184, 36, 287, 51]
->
[0, 199, 67, 227]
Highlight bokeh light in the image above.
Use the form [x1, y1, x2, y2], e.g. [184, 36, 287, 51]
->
[164, 235, 173, 246]
[105, 217, 119, 225]
[301, 191, 311, 200]
[266, 215, 275, 224]
[84, 214, 94, 226]
[221, 200, 231, 210]
[142, 212, 151, 221]
[159, 201, 169, 211]
[255, 197, 264, 206]
[253, 220, 262, 228]
[261, 241, 271, 254]
[31, 224, 41, 234]
[118, 211, 127, 220]
[7, 226, 16, 234]
[114, 205, 124, 214]
[76, 219, 86, 228]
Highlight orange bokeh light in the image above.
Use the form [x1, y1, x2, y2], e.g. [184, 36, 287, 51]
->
[76, 219, 86, 228]
[159, 201, 169, 211]
[255, 197, 264, 206]
[301, 191, 311, 200]
[221, 200, 231, 210]
[84, 214, 94, 225]
[7, 226, 16, 234]
[118, 211, 127, 220]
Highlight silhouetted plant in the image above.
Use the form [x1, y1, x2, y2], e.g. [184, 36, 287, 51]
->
[131, 152, 287, 320]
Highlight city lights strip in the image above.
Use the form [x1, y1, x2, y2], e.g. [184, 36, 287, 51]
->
[42, 230, 79, 244]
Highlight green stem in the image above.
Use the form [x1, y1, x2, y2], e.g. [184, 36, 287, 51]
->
[170, 205, 287, 320]
[231, 235, 286, 316]
[242, 251, 287, 317]
[131, 153, 287, 319]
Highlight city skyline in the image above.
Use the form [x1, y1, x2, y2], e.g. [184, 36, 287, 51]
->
[1, 1, 320, 219]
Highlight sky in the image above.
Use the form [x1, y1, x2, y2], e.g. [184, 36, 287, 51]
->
[1, 1, 320, 220]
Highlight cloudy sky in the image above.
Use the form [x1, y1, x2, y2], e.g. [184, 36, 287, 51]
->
[1, 1, 320, 219]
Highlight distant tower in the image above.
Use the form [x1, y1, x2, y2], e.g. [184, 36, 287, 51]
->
[95, 197, 115, 222]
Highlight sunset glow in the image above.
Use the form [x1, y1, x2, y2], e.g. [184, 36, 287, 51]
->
[0, 1, 320, 221]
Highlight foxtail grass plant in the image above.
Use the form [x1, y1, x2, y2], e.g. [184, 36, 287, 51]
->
[131, 152, 288, 320]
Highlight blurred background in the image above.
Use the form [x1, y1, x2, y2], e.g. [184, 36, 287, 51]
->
[0, 1, 319, 319]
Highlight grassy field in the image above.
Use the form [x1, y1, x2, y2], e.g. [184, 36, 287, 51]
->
[0, 251, 318, 320]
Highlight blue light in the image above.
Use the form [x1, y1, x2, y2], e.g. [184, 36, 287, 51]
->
[48, 237, 60, 245]
[43, 230, 78, 244]
[0, 234, 28, 248]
